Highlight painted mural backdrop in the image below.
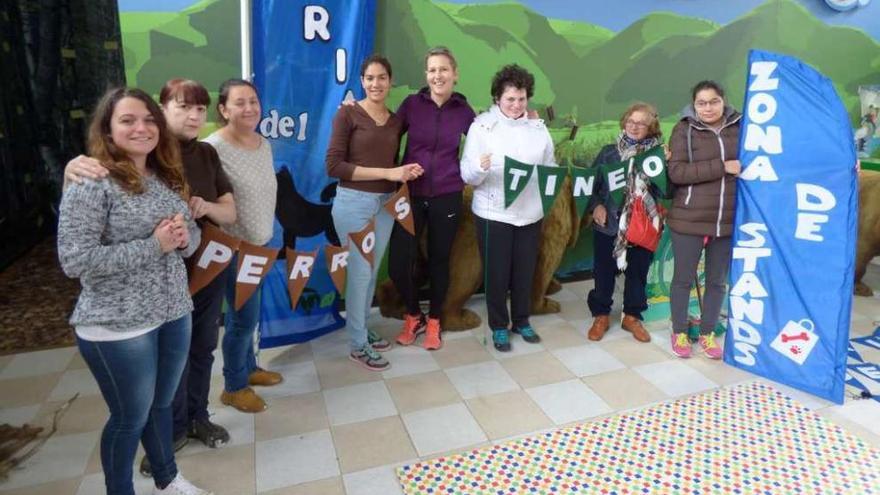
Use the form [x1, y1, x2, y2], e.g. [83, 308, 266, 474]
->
[118, 0, 879, 319]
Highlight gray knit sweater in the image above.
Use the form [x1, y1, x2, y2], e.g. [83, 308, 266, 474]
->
[57, 175, 200, 332]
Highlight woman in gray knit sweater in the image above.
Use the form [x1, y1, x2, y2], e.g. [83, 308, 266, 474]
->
[57, 88, 210, 495]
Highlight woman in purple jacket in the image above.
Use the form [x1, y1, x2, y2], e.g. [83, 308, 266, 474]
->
[391, 47, 476, 350]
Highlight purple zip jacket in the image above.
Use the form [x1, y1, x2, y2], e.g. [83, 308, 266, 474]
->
[397, 87, 476, 198]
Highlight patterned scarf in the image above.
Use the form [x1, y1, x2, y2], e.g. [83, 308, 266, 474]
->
[613, 131, 663, 269]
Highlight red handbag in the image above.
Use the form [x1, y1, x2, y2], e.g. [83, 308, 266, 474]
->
[625, 196, 663, 252]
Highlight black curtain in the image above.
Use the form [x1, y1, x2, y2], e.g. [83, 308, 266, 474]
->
[0, 0, 124, 270]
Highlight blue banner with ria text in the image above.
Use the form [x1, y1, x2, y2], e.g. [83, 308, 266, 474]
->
[724, 50, 858, 403]
[252, 0, 377, 347]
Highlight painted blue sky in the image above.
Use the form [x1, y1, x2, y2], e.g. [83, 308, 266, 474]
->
[118, 0, 879, 40]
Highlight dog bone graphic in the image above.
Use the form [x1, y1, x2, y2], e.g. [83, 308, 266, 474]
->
[781, 332, 809, 343]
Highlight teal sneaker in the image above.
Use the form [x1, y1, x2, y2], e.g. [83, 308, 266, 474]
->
[492, 328, 511, 352]
[512, 325, 541, 344]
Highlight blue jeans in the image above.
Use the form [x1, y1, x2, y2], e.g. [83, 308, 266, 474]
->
[331, 186, 394, 350]
[77, 315, 191, 495]
[222, 255, 260, 392]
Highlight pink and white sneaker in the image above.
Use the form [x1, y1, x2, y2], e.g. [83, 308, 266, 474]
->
[699, 334, 723, 360]
[671, 332, 692, 358]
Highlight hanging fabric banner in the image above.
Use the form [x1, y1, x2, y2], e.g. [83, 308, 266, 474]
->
[286, 249, 318, 310]
[634, 146, 669, 198]
[384, 183, 415, 235]
[570, 165, 597, 217]
[349, 220, 376, 267]
[724, 49, 858, 404]
[324, 245, 348, 294]
[536, 165, 567, 215]
[234, 242, 279, 311]
[601, 161, 628, 206]
[504, 156, 536, 208]
[188, 223, 241, 295]
[253, 0, 376, 346]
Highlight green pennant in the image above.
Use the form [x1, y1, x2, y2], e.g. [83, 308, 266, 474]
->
[535, 165, 567, 215]
[504, 156, 535, 208]
[569, 165, 598, 217]
[633, 145, 669, 198]
[601, 160, 628, 206]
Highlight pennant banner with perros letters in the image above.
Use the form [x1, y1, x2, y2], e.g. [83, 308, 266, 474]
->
[724, 50, 858, 404]
[187, 191, 413, 314]
[503, 145, 669, 216]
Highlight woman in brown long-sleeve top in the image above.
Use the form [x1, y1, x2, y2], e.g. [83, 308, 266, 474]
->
[325, 54, 423, 372]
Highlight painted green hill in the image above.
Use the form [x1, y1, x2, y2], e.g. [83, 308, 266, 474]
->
[120, 0, 240, 95]
[376, 0, 560, 109]
[548, 19, 614, 57]
[606, 0, 880, 119]
[569, 11, 719, 121]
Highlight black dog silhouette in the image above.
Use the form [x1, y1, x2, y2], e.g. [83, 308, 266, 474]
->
[275, 167, 340, 257]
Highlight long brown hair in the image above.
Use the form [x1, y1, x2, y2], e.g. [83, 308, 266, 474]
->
[87, 87, 189, 198]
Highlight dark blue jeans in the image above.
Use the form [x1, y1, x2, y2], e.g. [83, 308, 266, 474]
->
[222, 256, 259, 392]
[588, 229, 654, 320]
[77, 314, 191, 495]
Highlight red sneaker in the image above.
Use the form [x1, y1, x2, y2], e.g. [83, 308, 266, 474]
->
[422, 318, 442, 350]
[395, 313, 426, 346]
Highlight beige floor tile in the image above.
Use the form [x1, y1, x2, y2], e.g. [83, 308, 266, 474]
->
[385, 370, 460, 414]
[32, 396, 108, 436]
[0, 477, 81, 495]
[255, 392, 328, 441]
[683, 357, 755, 387]
[430, 338, 492, 369]
[331, 416, 416, 474]
[314, 356, 381, 390]
[84, 442, 102, 475]
[0, 373, 62, 408]
[556, 303, 586, 323]
[174, 443, 255, 495]
[600, 338, 671, 367]
[66, 352, 88, 371]
[466, 390, 553, 440]
[259, 476, 345, 495]
[261, 343, 313, 368]
[582, 368, 669, 410]
[500, 352, 574, 389]
[0, 355, 13, 373]
[535, 321, 588, 350]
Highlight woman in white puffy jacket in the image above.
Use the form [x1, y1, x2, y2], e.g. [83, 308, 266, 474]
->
[460, 64, 557, 352]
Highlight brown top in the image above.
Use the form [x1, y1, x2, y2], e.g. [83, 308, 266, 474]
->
[180, 138, 233, 203]
[666, 108, 741, 238]
[325, 103, 403, 193]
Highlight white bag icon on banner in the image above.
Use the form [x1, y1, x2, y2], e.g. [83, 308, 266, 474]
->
[770, 319, 819, 365]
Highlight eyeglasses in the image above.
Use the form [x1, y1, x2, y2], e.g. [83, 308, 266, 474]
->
[625, 119, 649, 128]
[695, 98, 723, 108]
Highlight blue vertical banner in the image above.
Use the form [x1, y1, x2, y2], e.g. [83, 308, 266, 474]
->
[724, 50, 858, 403]
[252, 0, 377, 347]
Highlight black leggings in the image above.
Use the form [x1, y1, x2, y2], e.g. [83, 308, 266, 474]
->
[388, 191, 461, 318]
[474, 215, 542, 330]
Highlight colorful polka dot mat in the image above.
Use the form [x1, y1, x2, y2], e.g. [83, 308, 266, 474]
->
[397, 381, 879, 494]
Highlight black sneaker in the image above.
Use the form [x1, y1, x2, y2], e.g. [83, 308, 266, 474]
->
[188, 417, 230, 448]
[139, 435, 188, 477]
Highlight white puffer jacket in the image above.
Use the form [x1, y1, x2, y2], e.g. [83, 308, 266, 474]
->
[460, 105, 557, 226]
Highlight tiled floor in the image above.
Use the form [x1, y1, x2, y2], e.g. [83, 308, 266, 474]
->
[2, 263, 880, 495]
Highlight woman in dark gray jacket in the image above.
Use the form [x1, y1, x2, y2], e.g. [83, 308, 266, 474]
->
[586, 102, 665, 344]
[666, 80, 742, 360]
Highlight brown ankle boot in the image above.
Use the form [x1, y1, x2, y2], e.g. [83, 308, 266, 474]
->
[220, 387, 267, 413]
[587, 315, 610, 341]
[621, 314, 651, 342]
